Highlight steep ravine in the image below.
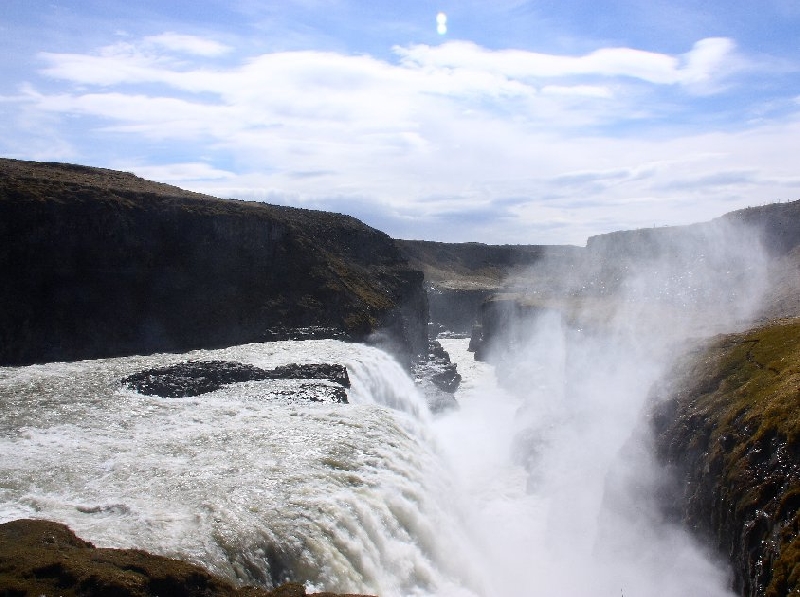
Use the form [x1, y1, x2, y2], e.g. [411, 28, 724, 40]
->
[0, 159, 428, 366]
[3, 158, 800, 594]
[651, 318, 800, 596]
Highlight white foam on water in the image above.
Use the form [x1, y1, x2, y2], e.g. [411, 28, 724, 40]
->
[0, 340, 478, 596]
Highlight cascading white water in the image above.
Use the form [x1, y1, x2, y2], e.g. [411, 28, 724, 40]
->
[0, 330, 737, 597]
[425, 219, 770, 597]
[0, 340, 480, 596]
[0, 216, 770, 597]
[436, 331, 736, 597]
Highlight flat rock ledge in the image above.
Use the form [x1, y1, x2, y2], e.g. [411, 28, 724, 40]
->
[121, 361, 350, 402]
[0, 518, 373, 597]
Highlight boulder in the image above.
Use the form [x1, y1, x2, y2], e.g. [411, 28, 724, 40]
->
[411, 340, 461, 412]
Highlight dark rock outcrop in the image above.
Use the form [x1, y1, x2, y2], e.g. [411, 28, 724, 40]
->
[411, 340, 461, 412]
[121, 361, 350, 401]
[0, 159, 427, 366]
[269, 363, 350, 388]
[0, 518, 373, 597]
[426, 286, 495, 335]
[651, 318, 800, 597]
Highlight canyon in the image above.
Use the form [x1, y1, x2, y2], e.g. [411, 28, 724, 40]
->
[2, 158, 800, 596]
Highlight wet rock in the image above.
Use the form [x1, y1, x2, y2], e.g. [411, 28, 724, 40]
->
[122, 361, 271, 397]
[121, 361, 350, 402]
[269, 363, 351, 388]
[650, 318, 800, 596]
[261, 327, 350, 342]
[411, 340, 461, 413]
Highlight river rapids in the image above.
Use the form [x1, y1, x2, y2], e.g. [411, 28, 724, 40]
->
[0, 333, 735, 596]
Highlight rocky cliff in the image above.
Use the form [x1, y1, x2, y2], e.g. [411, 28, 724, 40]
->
[651, 318, 800, 597]
[466, 200, 800, 361]
[0, 159, 428, 365]
[399, 201, 800, 343]
[585, 200, 800, 260]
[584, 200, 800, 313]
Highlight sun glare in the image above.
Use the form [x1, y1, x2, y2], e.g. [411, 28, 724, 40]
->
[436, 12, 447, 35]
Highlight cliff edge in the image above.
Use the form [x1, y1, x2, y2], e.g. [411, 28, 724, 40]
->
[0, 159, 427, 365]
[651, 317, 800, 597]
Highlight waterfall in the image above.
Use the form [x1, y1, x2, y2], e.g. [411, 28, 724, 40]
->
[0, 340, 478, 596]
[437, 331, 735, 597]
[0, 304, 750, 597]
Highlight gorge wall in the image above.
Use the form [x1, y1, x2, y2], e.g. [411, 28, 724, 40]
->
[651, 318, 800, 597]
[395, 239, 583, 333]
[401, 200, 800, 597]
[403, 200, 800, 353]
[0, 159, 428, 366]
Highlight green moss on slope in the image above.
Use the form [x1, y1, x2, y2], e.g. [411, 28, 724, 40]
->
[652, 317, 800, 596]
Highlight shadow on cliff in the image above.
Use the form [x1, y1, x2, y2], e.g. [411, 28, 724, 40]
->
[0, 159, 428, 366]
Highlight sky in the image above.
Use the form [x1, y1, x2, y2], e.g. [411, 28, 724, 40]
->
[1, 1, 799, 245]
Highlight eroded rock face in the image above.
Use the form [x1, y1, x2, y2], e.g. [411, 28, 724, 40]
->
[468, 296, 560, 363]
[121, 361, 351, 402]
[0, 519, 374, 597]
[411, 340, 461, 412]
[650, 319, 800, 597]
[426, 287, 495, 335]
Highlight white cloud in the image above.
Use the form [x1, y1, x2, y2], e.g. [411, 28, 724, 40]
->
[125, 162, 236, 182]
[143, 33, 233, 56]
[38, 51, 158, 86]
[394, 38, 740, 89]
[10, 34, 800, 244]
[678, 37, 740, 92]
[541, 85, 614, 98]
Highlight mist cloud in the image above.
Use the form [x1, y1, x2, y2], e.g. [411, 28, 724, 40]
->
[452, 217, 772, 595]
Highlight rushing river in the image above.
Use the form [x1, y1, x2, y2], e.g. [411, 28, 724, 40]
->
[1, 332, 735, 596]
